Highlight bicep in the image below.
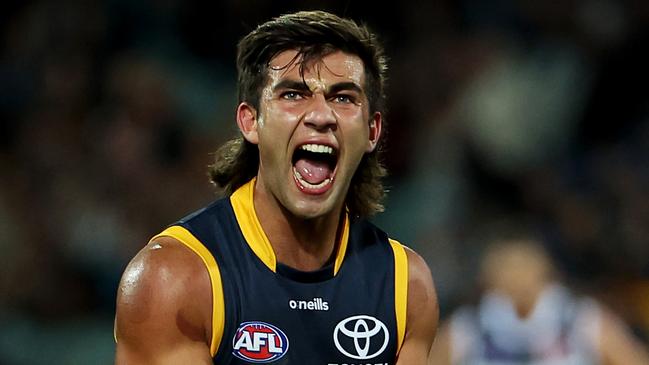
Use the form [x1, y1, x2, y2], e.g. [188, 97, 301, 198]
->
[114, 241, 213, 364]
[396, 247, 439, 365]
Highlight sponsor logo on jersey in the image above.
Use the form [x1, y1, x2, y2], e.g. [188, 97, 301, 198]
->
[288, 297, 329, 311]
[333, 315, 389, 360]
[232, 321, 289, 363]
[327, 363, 387, 365]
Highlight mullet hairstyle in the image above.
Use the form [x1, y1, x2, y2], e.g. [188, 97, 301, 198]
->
[209, 10, 388, 218]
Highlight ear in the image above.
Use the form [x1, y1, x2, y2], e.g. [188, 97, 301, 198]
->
[366, 112, 382, 152]
[236, 102, 259, 144]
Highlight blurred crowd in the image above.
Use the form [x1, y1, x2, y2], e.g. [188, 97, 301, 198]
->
[1, 0, 648, 363]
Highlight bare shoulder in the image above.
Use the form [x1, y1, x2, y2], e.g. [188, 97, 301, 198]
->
[115, 236, 212, 361]
[403, 247, 437, 303]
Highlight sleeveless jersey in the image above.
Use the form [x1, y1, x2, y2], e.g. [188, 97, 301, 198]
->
[448, 284, 601, 365]
[151, 179, 409, 364]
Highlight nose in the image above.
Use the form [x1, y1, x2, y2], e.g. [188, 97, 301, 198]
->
[303, 94, 337, 131]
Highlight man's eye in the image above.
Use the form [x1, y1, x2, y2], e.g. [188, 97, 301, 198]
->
[281, 91, 303, 100]
[333, 94, 355, 104]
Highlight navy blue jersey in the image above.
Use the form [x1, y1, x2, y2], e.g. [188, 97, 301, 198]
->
[151, 179, 409, 364]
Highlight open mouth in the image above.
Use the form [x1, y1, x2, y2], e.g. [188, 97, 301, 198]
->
[292, 143, 338, 192]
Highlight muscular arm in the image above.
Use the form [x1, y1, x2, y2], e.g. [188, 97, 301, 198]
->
[396, 247, 439, 365]
[114, 237, 214, 364]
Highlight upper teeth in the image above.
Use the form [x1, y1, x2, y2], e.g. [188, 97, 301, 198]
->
[300, 144, 334, 154]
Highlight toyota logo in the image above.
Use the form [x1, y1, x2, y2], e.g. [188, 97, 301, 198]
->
[333, 315, 389, 360]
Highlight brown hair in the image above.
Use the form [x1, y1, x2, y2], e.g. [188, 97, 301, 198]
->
[209, 10, 388, 218]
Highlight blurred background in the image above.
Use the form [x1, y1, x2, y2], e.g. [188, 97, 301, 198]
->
[1, 0, 648, 363]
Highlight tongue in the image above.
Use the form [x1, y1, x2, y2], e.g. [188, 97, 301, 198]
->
[295, 159, 332, 184]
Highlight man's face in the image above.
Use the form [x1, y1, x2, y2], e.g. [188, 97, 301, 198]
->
[238, 49, 381, 220]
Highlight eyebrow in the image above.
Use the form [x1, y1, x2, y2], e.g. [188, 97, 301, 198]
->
[272, 80, 364, 95]
[328, 82, 363, 96]
[272, 80, 311, 93]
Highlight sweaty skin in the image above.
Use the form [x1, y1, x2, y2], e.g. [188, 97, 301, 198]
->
[236, 50, 381, 271]
[115, 50, 438, 365]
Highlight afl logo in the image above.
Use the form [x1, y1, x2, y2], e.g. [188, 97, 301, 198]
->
[232, 321, 289, 363]
[333, 315, 389, 360]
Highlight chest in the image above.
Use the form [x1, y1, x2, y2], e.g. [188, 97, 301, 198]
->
[179, 198, 401, 364]
[217, 253, 398, 365]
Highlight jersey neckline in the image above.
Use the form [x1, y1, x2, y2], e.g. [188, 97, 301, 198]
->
[229, 177, 350, 276]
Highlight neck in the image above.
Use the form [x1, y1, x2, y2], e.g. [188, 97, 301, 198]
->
[253, 182, 345, 272]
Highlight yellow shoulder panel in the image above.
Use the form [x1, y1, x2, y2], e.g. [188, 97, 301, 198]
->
[151, 225, 225, 357]
[389, 238, 409, 354]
